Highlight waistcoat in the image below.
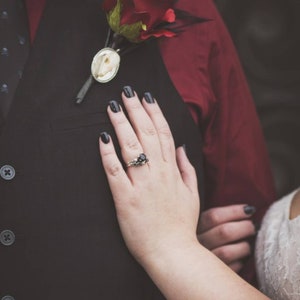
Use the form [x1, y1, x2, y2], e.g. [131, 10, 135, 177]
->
[0, 0, 204, 298]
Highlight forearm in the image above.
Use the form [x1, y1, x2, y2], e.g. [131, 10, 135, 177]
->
[142, 240, 269, 300]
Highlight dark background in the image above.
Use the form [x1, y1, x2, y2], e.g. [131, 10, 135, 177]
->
[215, 0, 300, 198]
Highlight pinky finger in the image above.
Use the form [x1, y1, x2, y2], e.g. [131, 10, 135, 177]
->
[176, 146, 198, 194]
[99, 132, 132, 199]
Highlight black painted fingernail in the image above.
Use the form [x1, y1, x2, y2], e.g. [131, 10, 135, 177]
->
[100, 132, 110, 144]
[109, 100, 121, 113]
[123, 86, 134, 98]
[244, 205, 256, 215]
[144, 92, 155, 104]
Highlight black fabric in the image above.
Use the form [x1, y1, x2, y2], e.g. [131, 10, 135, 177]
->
[0, 0, 204, 298]
[0, 0, 29, 129]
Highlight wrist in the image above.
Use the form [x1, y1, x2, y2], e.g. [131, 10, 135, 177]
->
[140, 234, 201, 275]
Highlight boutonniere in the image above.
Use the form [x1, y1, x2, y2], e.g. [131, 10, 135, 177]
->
[75, 0, 206, 104]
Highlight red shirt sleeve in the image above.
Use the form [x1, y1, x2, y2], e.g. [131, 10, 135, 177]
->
[159, 0, 276, 284]
[160, 0, 276, 214]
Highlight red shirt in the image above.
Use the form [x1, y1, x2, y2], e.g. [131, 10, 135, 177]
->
[24, 0, 276, 283]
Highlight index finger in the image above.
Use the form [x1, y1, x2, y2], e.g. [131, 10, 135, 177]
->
[198, 204, 256, 233]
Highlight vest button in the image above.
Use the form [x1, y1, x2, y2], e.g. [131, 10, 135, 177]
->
[18, 35, 26, 45]
[0, 230, 15, 246]
[1, 296, 15, 300]
[0, 83, 9, 93]
[0, 165, 16, 180]
[1, 47, 9, 56]
[0, 11, 8, 19]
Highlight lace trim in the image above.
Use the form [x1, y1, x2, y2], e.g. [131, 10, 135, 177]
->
[255, 188, 300, 300]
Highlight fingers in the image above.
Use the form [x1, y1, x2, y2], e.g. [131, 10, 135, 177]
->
[199, 205, 256, 233]
[107, 100, 147, 171]
[212, 242, 251, 273]
[197, 204, 255, 271]
[120, 88, 163, 163]
[198, 220, 255, 250]
[102, 87, 192, 189]
[141, 92, 176, 164]
[109, 87, 177, 172]
[212, 242, 251, 265]
[99, 132, 132, 201]
[176, 146, 198, 196]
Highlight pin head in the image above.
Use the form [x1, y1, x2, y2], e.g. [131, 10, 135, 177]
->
[91, 48, 120, 83]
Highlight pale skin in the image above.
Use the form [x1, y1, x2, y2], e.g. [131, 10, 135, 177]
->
[290, 189, 300, 219]
[202, 187, 300, 272]
[98, 90, 269, 300]
[198, 205, 255, 272]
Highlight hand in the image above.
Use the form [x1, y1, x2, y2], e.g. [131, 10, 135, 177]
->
[99, 88, 200, 266]
[98, 88, 268, 300]
[198, 205, 256, 272]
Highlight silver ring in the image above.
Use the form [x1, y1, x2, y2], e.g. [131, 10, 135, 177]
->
[127, 153, 149, 167]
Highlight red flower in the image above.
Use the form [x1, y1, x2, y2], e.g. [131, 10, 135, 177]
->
[102, 0, 177, 42]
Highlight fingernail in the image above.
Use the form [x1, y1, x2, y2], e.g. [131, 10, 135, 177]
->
[182, 144, 187, 154]
[244, 205, 256, 215]
[123, 86, 134, 98]
[109, 100, 121, 113]
[144, 92, 155, 104]
[100, 132, 110, 144]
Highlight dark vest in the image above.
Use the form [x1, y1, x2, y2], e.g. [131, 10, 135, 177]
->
[0, 0, 204, 298]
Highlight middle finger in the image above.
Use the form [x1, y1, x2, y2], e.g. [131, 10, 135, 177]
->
[121, 87, 165, 164]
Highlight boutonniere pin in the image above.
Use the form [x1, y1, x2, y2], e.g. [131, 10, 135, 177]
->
[75, 0, 206, 104]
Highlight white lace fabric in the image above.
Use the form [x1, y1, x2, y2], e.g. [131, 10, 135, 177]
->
[256, 189, 300, 299]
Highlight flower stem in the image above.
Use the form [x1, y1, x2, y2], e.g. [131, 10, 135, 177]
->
[75, 75, 94, 105]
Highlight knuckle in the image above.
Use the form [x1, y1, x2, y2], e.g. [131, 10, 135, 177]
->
[204, 210, 222, 227]
[141, 125, 157, 137]
[114, 115, 128, 126]
[100, 146, 114, 158]
[218, 223, 234, 240]
[124, 137, 140, 152]
[157, 123, 172, 139]
[107, 162, 123, 177]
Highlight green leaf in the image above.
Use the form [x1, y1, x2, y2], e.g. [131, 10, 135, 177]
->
[106, 0, 144, 43]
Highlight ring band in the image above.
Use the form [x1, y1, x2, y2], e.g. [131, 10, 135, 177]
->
[127, 153, 149, 167]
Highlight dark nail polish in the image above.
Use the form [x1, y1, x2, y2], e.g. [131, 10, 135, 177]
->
[244, 205, 256, 215]
[144, 92, 155, 104]
[100, 132, 110, 144]
[109, 100, 121, 113]
[182, 144, 187, 154]
[123, 86, 134, 98]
